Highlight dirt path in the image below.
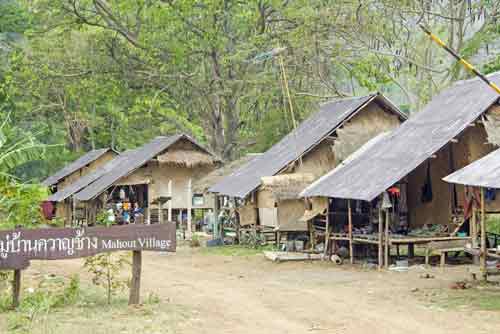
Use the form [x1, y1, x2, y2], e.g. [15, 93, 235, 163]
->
[9, 247, 500, 334]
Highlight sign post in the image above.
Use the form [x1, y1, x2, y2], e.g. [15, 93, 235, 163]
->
[0, 223, 176, 307]
[129, 250, 142, 305]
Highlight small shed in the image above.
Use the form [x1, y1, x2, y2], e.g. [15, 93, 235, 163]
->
[301, 72, 500, 267]
[48, 134, 219, 230]
[42, 148, 118, 224]
[210, 93, 406, 241]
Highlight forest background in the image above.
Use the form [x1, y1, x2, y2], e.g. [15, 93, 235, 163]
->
[1, 0, 499, 184]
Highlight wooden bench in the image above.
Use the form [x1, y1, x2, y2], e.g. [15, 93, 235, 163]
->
[425, 240, 469, 268]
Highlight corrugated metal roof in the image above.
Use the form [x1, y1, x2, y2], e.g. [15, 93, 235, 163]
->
[42, 148, 114, 187]
[443, 148, 500, 188]
[301, 72, 500, 201]
[46, 151, 134, 202]
[73, 134, 213, 201]
[209, 93, 406, 198]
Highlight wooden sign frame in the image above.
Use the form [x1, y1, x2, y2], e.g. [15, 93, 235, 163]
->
[0, 223, 176, 307]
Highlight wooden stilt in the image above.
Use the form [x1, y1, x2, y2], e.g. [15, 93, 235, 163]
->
[348, 200, 354, 264]
[324, 205, 330, 259]
[234, 198, 240, 244]
[167, 180, 172, 222]
[187, 179, 192, 238]
[12, 269, 21, 309]
[385, 210, 390, 268]
[308, 220, 314, 250]
[378, 207, 383, 270]
[472, 203, 479, 264]
[128, 251, 142, 305]
[213, 195, 220, 239]
[408, 244, 415, 258]
[480, 187, 487, 280]
[147, 185, 151, 225]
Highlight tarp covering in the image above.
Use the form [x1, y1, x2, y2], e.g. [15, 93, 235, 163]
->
[209, 93, 405, 198]
[443, 148, 500, 188]
[300, 72, 500, 201]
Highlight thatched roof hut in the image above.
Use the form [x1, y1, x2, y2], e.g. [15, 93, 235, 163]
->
[261, 173, 316, 201]
[193, 154, 262, 194]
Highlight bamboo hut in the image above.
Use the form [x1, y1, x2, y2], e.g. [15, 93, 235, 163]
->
[210, 93, 407, 244]
[42, 148, 118, 225]
[47, 134, 219, 231]
[444, 148, 500, 279]
[301, 72, 500, 268]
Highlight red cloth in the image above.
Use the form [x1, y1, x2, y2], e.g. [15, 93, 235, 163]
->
[463, 187, 480, 220]
[40, 201, 54, 220]
[387, 187, 400, 197]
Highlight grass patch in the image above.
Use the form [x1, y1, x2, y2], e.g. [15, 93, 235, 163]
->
[200, 244, 276, 257]
[0, 274, 191, 334]
[425, 285, 500, 311]
[486, 214, 500, 234]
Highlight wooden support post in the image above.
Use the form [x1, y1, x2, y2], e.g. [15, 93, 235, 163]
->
[308, 220, 315, 251]
[72, 198, 76, 227]
[128, 251, 142, 305]
[147, 185, 151, 225]
[348, 200, 354, 264]
[480, 187, 487, 280]
[408, 244, 415, 258]
[213, 195, 220, 239]
[378, 207, 383, 270]
[187, 179, 192, 238]
[167, 180, 172, 222]
[324, 205, 330, 259]
[472, 204, 479, 264]
[385, 210, 390, 268]
[234, 198, 240, 244]
[159, 202, 163, 224]
[12, 269, 21, 309]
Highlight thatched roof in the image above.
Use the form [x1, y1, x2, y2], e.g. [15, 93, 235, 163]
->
[193, 154, 262, 194]
[157, 149, 216, 167]
[261, 173, 316, 201]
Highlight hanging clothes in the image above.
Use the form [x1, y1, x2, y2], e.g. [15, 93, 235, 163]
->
[382, 191, 392, 209]
[463, 186, 480, 220]
[40, 201, 55, 220]
[485, 188, 496, 202]
[421, 162, 433, 203]
[399, 184, 408, 213]
[119, 188, 126, 200]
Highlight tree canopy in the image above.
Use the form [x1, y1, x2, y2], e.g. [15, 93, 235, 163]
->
[1, 0, 499, 180]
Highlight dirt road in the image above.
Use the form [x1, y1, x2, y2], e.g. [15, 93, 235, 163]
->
[4, 246, 500, 334]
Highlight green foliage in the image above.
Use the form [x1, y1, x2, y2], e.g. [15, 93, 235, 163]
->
[486, 214, 500, 234]
[0, 181, 48, 228]
[200, 244, 275, 257]
[83, 252, 131, 305]
[0, 274, 81, 333]
[0, 0, 499, 177]
[0, 0, 30, 34]
[483, 55, 500, 75]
